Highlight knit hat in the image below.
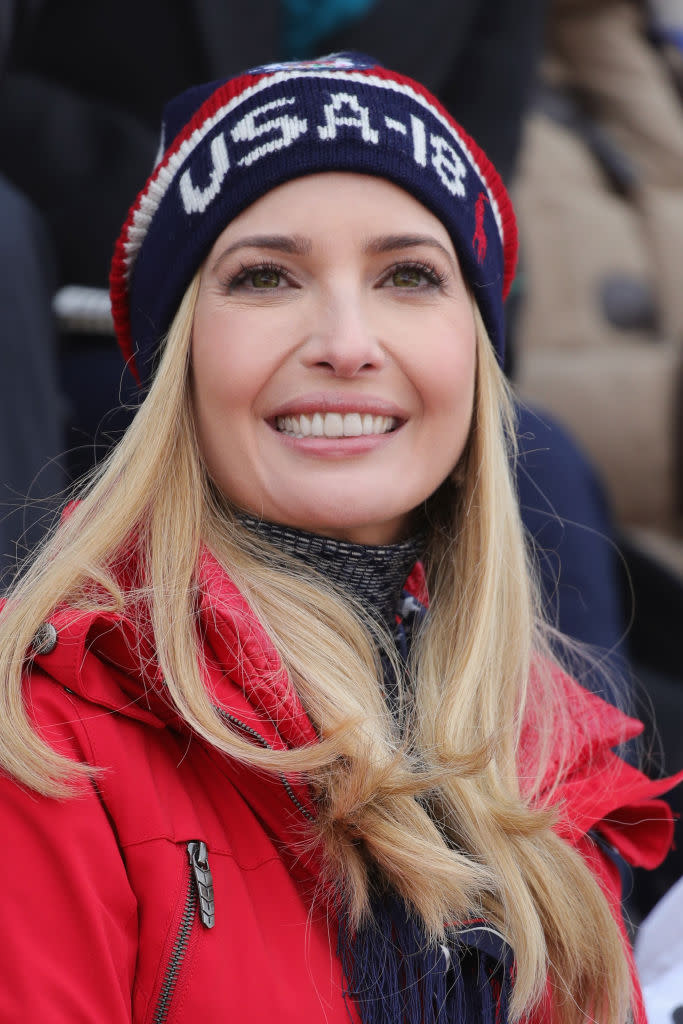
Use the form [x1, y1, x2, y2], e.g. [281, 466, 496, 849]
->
[110, 53, 518, 386]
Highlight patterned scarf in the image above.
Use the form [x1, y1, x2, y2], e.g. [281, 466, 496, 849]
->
[338, 889, 513, 1024]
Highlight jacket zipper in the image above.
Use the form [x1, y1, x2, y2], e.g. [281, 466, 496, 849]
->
[151, 715, 312, 1020]
[151, 841, 215, 1024]
[218, 709, 315, 822]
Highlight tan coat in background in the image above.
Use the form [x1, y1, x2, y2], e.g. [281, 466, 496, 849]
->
[514, 0, 683, 557]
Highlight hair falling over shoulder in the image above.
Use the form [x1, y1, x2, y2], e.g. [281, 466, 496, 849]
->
[0, 278, 632, 1023]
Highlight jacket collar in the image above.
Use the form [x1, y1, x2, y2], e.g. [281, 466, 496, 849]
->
[31, 546, 319, 749]
[31, 543, 427, 741]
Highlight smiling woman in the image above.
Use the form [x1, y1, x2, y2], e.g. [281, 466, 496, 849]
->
[0, 53, 678, 1024]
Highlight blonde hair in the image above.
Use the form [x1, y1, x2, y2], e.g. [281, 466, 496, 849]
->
[0, 275, 632, 1022]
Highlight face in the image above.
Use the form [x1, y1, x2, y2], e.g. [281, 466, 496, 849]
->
[192, 172, 476, 545]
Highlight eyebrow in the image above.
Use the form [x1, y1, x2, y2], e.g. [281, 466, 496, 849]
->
[363, 234, 454, 261]
[212, 234, 312, 270]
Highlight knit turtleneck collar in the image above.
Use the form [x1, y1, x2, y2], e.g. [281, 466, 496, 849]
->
[236, 512, 425, 632]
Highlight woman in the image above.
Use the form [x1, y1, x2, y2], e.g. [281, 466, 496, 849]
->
[0, 54, 677, 1023]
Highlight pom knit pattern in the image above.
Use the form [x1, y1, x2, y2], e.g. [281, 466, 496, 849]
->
[110, 53, 518, 385]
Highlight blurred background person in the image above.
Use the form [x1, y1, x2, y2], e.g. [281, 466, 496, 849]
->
[512, 0, 683, 913]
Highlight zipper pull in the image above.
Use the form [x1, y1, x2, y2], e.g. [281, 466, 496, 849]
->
[187, 841, 215, 929]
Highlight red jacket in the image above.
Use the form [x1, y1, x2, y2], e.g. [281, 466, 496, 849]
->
[0, 549, 677, 1023]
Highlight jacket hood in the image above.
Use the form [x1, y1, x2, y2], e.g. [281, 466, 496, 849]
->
[30, 547, 318, 745]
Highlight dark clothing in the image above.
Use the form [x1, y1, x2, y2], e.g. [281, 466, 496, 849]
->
[0, 2, 279, 283]
[515, 405, 629, 691]
[237, 511, 425, 633]
[0, 176, 65, 583]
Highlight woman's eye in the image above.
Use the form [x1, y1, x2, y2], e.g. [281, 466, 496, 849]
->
[248, 267, 281, 289]
[383, 263, 443, 289]
[391, 266, 424, 288]
[228, 264, 286, 291]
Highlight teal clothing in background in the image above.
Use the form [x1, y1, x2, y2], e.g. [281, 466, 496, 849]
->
[280, 0, 377, 58]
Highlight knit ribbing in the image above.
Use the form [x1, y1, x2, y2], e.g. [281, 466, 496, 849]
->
[237, 511, 424, 633]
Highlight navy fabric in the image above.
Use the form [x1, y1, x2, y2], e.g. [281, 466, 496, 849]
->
[515, 404, 630, 697]
[0, 177, 65, 584]
[338, 887, 512, 1024]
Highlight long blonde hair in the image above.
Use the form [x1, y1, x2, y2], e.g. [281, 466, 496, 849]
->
[0, 274, 632, 1022]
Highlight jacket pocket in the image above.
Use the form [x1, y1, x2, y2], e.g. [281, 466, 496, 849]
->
[150, 841, 215, 1024]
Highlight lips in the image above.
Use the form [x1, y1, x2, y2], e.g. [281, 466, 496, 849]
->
[276, 411, 398, 438]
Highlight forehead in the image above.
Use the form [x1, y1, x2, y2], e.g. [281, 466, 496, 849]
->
[207, 172, 455, 252]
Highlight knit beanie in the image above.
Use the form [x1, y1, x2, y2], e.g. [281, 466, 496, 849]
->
[110, 53, 518, 386]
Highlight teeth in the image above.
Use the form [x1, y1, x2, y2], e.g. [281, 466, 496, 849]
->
[311, 412, 324, 437]
[344, 413, 363, 436]
[275, 412, 397, 438]
[324, 412, 344, 438]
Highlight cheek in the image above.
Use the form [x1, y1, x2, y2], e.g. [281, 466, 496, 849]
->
[191, 357, 254, 507]
[422, 323, 477, 429]
[192, 351, 233, 452]
[415, 327, 476, 492]
[191, 318, 249, 478]
[191, 308, 266, 422]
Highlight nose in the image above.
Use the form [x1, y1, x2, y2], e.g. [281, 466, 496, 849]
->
[301, 289, 386, 377]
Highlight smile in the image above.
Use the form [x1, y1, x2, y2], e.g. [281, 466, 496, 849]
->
[275, 412, 398, 439]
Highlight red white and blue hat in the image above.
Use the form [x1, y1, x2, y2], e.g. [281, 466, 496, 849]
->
[111, 53, 518, 386]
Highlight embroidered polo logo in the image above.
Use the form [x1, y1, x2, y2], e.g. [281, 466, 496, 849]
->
[472, 191, 489, 263]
